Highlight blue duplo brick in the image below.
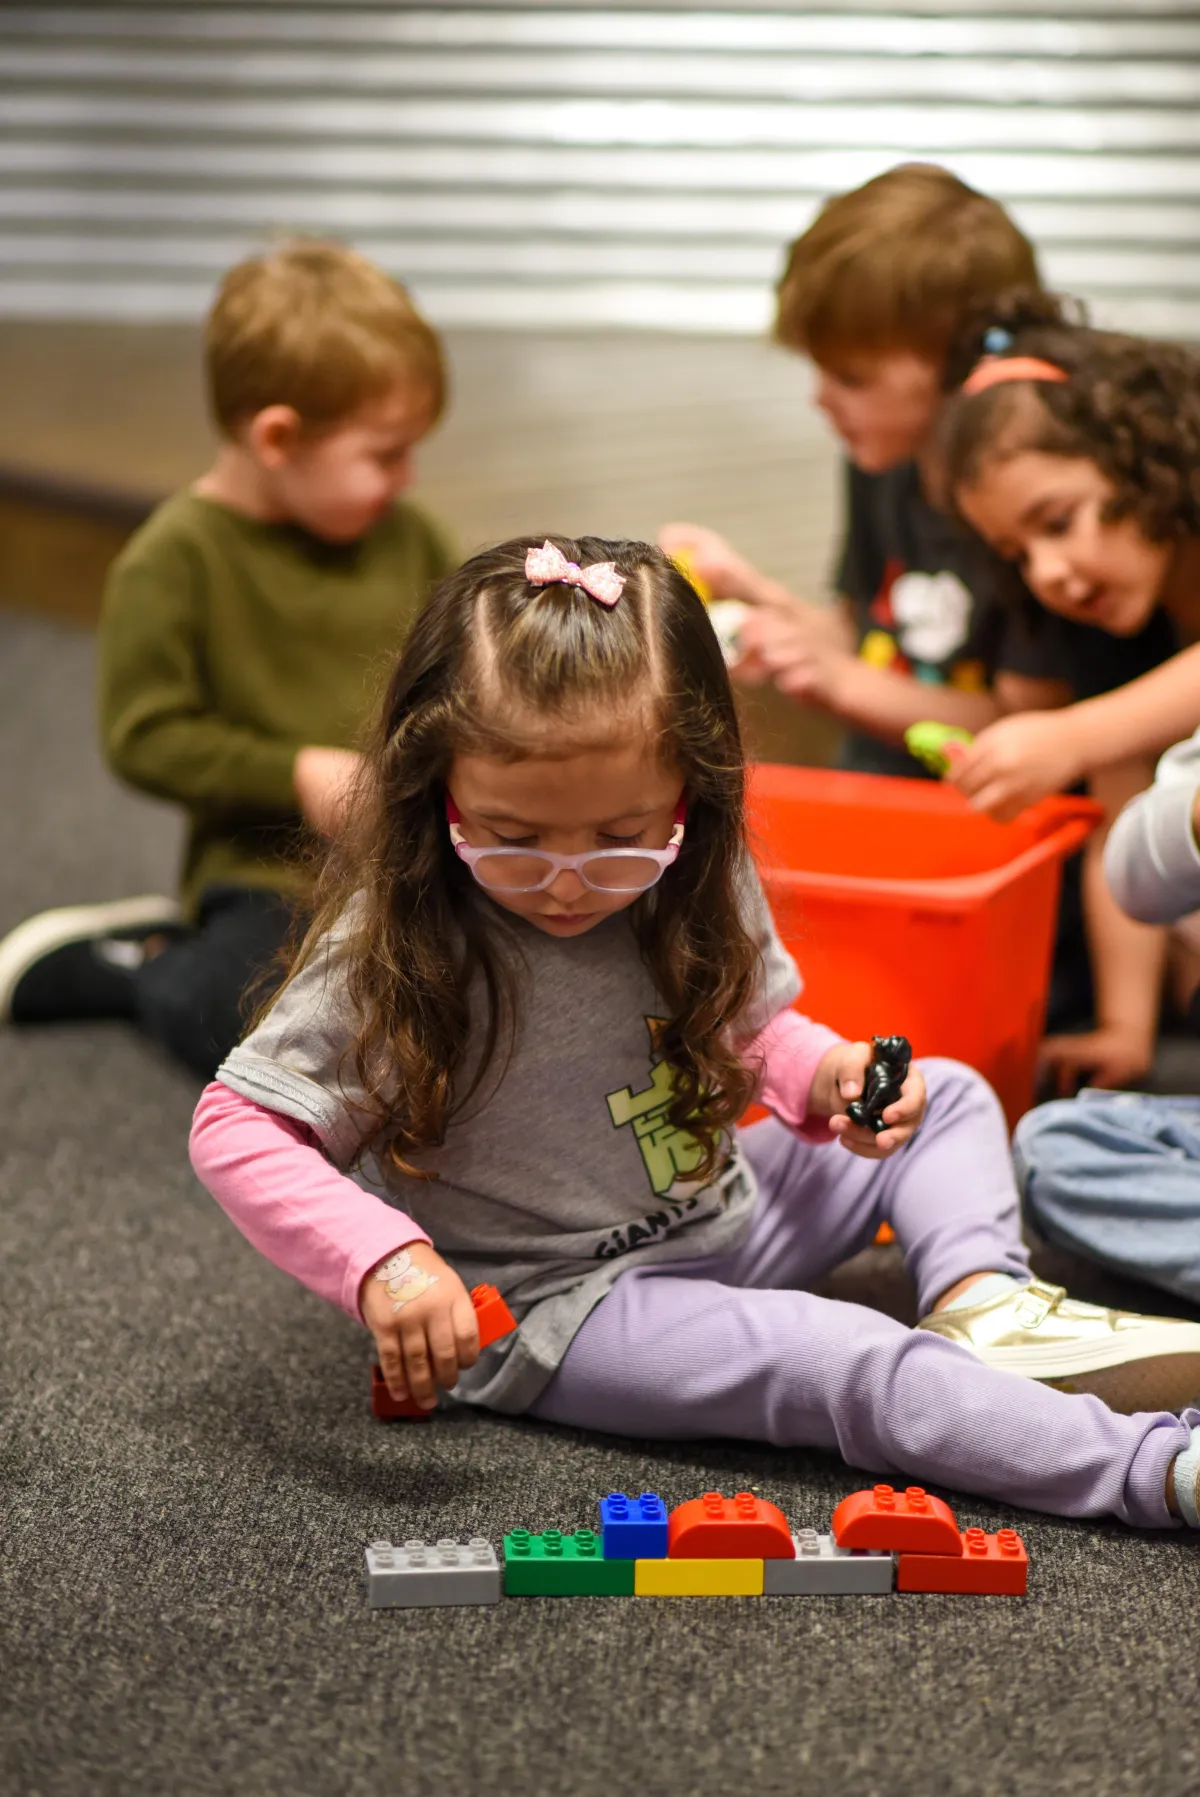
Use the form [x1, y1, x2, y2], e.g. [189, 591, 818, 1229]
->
[599, 1491, 669, 1559]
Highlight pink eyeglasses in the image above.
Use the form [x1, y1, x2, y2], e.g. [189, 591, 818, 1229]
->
[446, 794, 686, 895]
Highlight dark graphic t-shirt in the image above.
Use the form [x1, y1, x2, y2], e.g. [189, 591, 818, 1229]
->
[834, 460, 1177, 777]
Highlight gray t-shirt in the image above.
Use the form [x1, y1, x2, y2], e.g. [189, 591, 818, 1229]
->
[216, 865, 800, 1412]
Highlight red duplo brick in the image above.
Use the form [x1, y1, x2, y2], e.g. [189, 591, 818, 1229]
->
[668, 1491, 795, 1559]
[897, 1527, 1028, 1595]
[370, 1364, 433, 1421]
[831, 1484, 962, 1555]
[471, 1283, 517, 1350]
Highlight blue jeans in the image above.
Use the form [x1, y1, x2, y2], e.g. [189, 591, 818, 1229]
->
[1015, 1091, 1200, 1304]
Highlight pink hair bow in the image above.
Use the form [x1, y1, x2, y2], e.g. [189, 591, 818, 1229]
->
[524, 540, 625, 608]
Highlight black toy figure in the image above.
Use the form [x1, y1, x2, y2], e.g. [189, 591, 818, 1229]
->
[846, 1035, 912, 1135]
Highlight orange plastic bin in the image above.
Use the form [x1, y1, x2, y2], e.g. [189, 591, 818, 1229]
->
[747, 765, 1101, 1129]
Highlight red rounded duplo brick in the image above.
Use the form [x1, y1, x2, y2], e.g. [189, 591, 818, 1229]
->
[667, 1491, 794, 1559]
[831, 1484, 962, 1555]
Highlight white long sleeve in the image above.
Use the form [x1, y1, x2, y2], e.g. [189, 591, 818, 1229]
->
[1105, 727, 1200, 925]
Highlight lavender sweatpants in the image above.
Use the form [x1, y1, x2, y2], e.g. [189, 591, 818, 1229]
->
[531, 1059, 1193, 1527]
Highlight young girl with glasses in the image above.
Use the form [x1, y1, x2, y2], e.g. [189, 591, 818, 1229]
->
[190, 535, 1200, 1530]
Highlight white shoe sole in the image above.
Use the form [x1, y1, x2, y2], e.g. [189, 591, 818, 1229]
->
[973, 1326, 1200, 1414]
[0, 895, 184, 1020]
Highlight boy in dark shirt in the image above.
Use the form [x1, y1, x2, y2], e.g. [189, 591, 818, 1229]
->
[0, 240, 456, 1079]
[661, 163, 1175, 1086]
[830, 456, 1174, 778]
[663, 164, 1171, 774]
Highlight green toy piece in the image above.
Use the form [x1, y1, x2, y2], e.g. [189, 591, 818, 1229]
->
[904, 721, 975, 777]
[503, 1529, 636, 1596]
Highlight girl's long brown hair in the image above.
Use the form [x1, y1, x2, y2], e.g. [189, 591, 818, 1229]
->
[270, 536, 764, 1182]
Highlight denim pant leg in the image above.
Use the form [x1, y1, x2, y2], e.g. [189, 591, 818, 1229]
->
[1015, 1092, 1200, 1305]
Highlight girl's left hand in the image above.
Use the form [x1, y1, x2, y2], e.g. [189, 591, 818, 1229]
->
[812, 1040, 927, 1159]
[946, 710, 1086, 821]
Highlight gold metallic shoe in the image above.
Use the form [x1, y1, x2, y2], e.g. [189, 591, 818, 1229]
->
[917, 1278, 1200, 1413]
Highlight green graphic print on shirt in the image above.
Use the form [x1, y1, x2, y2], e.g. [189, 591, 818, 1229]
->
[598, 1018, 748, 1265]
[605, 1017, 706, 1196]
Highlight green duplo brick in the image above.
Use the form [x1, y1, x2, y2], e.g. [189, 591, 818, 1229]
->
[503, 1529, 635, 1596]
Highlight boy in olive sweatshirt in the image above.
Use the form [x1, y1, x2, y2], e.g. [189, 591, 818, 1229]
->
[0, 239, 456, 1078]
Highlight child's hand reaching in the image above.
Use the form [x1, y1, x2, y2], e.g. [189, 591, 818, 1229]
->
[1039, 1024, 1154, 1096]
[293, 745, 363, 838]
[733, 602, 852, 705]
[657, 522, 759, 602]
[948, 710, 1087, 820]
[360, 1241, 481, 1410]
[810, 1041, 927, 1158]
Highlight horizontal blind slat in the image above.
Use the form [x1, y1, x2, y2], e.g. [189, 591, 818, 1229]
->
[4, 7, 1200, 54]
[5, 91, 1200, 152]
[3, 46, 1198, 104]
[1, 185, 1196, 246]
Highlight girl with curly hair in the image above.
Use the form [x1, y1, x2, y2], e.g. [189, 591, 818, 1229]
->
[939, 290, 1200, 814]
[935, 299, 1200, 1308]
[188, 533, 1200, 1530]
[941, 295, 1200, 655]
[935, 294, 1200, 1093]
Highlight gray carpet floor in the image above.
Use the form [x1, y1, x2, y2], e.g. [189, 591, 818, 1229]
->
[3, 609, 1200, 1797]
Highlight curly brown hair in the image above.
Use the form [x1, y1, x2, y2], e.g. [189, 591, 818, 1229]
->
[269, 535, 765, 1184]
[937, 288, 1200, 543]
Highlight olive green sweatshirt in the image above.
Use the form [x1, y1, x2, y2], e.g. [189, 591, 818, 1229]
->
[98, 491, 456, 916]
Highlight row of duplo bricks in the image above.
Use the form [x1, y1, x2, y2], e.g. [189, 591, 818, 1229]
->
[364, 1484, 1028, 1607]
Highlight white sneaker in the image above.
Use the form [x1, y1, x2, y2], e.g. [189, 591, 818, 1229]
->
[0, 896, 183, 1021]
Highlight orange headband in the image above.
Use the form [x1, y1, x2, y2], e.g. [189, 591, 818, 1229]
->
[962, 356, 1069, 397]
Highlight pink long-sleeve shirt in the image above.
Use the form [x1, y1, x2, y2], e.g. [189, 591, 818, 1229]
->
[190, 1004, 841, 1324]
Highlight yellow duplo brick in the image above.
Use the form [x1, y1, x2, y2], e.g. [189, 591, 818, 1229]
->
[634, 1559, 764, 1597]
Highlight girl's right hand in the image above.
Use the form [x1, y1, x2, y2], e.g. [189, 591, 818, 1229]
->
[359, 1241, 481, 1409]
[948, 710, 1088, 821]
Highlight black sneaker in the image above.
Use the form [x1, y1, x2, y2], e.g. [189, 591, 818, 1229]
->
[0, 897, 184, 1024]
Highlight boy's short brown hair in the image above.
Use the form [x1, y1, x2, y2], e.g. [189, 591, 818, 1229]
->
[205, 238, 446, 435]
[775, 164, 1040, 368]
